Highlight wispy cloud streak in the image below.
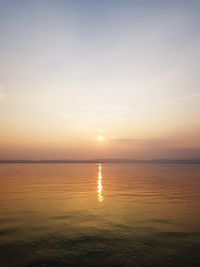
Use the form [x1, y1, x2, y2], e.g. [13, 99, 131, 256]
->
[91, 92, 200, 122]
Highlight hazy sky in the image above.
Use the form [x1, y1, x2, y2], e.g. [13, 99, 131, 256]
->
[0, 0, 200, 159]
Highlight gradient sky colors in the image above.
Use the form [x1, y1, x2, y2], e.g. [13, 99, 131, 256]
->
[0, 0, 200, 159]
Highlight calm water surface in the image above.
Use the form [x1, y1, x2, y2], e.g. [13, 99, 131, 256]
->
[0, 163, 200, 267]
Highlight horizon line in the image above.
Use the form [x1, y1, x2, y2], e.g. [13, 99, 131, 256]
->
[0, 158, 200, 164]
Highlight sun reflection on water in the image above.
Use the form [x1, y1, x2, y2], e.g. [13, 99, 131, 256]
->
[97, 163, 103, 202]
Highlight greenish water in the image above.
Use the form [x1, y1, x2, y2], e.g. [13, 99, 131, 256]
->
[0, 163, 200, 267]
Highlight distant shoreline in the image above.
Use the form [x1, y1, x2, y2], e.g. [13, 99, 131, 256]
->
[0, 159, 200, 164]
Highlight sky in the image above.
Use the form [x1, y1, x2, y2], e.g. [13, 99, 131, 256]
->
[0, 0, 200, 159]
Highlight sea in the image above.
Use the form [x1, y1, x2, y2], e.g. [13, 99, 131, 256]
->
[0, 163, 200, 267]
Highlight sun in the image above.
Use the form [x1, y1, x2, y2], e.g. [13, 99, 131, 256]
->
[97, 134, 104, 142]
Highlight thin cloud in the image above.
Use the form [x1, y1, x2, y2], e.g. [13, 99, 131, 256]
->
[91, 92, 200, 122]
[112, 138, 169, 147]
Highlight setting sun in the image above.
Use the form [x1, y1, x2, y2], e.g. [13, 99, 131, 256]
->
[97, 134, 104, 142]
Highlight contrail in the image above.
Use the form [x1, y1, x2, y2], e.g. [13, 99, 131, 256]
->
[90, 92, 200, 122]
